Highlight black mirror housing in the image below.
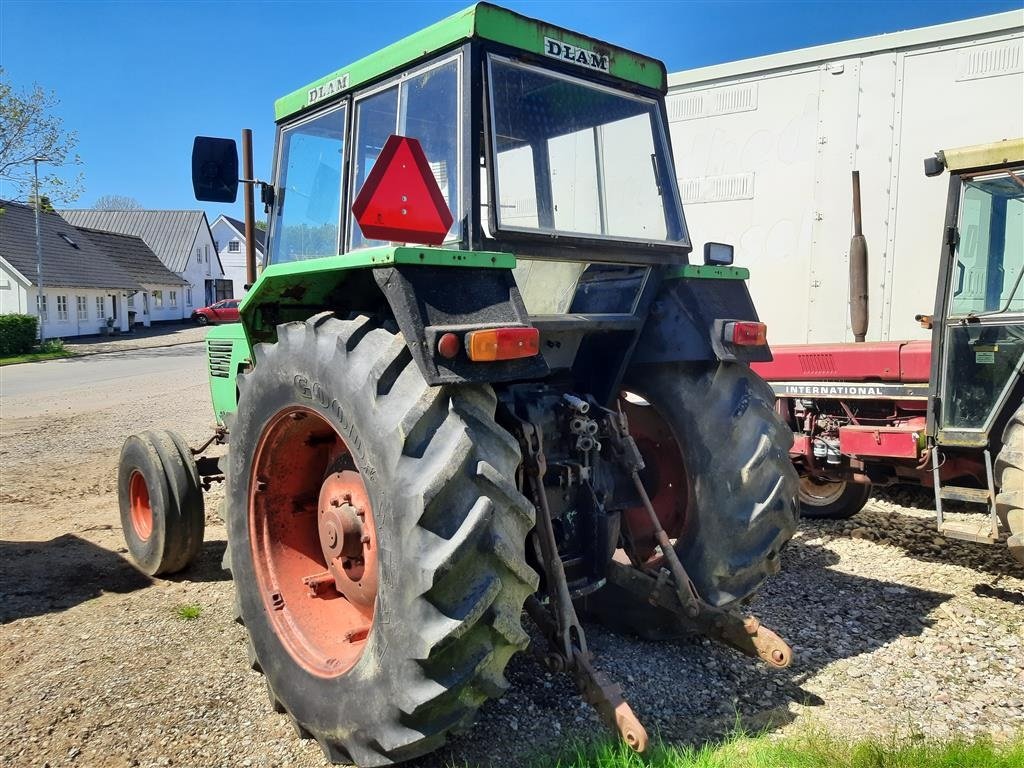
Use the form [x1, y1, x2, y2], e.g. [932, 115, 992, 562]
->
[703, 242, 734, 266]
[923, 154, 945, 178]
[192, 137, 239, 202]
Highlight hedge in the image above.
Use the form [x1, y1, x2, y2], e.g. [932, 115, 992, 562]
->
[0, 314, 39, 356]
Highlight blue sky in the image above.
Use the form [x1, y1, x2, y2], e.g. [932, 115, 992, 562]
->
[2, 0, 1021, 222]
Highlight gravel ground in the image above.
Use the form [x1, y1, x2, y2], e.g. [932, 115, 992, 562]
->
[1, 349, 1022, 768]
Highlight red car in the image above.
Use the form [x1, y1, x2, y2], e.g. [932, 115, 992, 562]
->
[191, 299, 240, 326]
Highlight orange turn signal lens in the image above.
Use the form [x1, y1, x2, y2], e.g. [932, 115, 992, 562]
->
[465, 327, 540, 362]
[726, 321, 767, 346]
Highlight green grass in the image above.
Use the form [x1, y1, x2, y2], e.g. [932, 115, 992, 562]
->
[0, 339, 74, 366]
[175, 603, 203, 621]
[520, 729, 1024, 768]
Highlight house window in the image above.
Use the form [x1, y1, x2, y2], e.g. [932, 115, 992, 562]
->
[76, 296, 88, 320]
[37, 295, 47, 320]
[56, 295, 68, 321]
[95, 296, 104, 318]
[214, 240, 219, 251]
[228, 240, 240, 252]
[169, 290, 178, 308]
[127, 293, 135, 308]
[196, 247, 202, 264]
[205, 244, 210, 262]
[186, 287, 193, 306]
[153, 290, 163, 308]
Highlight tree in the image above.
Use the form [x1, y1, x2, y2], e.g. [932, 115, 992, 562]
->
[93, 194, 141, 210]
[255, 219, 267, 231]
[0, 67, 84, 203]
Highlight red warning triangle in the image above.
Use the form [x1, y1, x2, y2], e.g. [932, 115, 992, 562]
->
[351, 135, 454, 246]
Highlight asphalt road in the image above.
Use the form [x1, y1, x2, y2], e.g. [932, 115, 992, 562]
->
[0, 343, 206, 401]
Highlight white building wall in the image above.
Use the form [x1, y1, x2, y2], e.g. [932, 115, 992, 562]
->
[177, 221, 225, 312]
[0, 262, 31, 315]
[211, 218, 263, 298]
[668, 16, 1024, 345]
[34, 287, 130, 338]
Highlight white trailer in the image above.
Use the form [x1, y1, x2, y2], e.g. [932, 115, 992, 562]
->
[667, 11, 1024, 345]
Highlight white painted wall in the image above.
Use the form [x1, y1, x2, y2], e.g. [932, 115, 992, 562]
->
[211, 217, 264, 299]
[32, 287, 130, 338]
[178, 219, 225, 311]
[0, 261, 31, 315]
[668, 18, 1024, 344]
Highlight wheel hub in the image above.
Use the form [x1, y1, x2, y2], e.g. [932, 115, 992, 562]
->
[317, 471, 377, 612]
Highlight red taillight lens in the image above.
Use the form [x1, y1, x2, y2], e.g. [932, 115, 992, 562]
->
[726, 321, 767, 346]
[465, 327, 540, 361]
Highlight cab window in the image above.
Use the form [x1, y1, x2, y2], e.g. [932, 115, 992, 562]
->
[270, 104, 348, 264]
[348, 55, 461, 250]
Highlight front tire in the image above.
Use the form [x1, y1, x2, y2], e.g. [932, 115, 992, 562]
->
[225, 314, 537, 766]
[117, 430, 205, 575]
[798, 476, 872, 520]
[194, 314, 209, 326]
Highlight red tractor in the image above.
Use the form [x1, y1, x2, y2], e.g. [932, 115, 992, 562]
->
[754, 139, 1023, 565]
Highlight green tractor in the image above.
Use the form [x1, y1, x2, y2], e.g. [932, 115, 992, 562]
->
[118, 4, 799, 764]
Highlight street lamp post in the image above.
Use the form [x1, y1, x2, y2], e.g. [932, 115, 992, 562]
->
[32, 156, 49, 343]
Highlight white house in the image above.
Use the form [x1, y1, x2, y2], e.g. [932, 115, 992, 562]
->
[211, 214, 265, 298]
[74, 227, 189, 328]
[61, 209, 231, 316]
[0, 200, 138, 337]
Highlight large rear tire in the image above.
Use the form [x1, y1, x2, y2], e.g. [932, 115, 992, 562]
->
[224, 313, 537, 766]
[995, 402, 1024, 565]
[797, 476, 871, 520]
[580, 361, 798, 636]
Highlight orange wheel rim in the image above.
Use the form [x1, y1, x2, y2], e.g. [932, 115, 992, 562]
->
[620, 397, 690, 563]
[129, 470, 154, 541]
[249, 406, 378, 678]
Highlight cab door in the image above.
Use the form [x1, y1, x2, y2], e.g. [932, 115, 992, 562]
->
[931, 167, 1024, 448]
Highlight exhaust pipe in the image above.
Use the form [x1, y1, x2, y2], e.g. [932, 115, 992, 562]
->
[850, 170, 868, 342]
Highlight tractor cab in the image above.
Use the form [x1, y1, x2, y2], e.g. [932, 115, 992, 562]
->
[926, 139, 1024, 546]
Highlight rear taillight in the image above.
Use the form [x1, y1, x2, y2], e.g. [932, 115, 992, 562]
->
[725, 321, 767, 346]
[465, 327, 540, 361]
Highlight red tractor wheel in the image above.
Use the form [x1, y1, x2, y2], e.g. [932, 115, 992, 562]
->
[117, 430, 205, 575]
[224, 313, 537, 766]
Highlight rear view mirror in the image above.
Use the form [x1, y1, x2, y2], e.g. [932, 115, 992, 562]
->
[192, 137, 239, 202]
[703, 242, 734, 266]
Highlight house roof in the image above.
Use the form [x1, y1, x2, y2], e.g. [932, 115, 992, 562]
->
[73, 227, 188, 289]
[0, 200, 141, 290]
[218, 214, 266, 252]
[60, 209, 218, 273]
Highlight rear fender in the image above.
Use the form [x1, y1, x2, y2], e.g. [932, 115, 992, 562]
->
[633, 266, 771, 365]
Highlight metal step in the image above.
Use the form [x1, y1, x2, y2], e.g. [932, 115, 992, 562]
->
[939, 519, 999, 544]
[938, 486, 991, 504]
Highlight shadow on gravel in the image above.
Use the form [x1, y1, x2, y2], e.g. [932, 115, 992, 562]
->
[0, 534, 151, 623]
[817, 487, 1022, 581]
[167, 538, 232, 584]
[405, 536, 954, 768]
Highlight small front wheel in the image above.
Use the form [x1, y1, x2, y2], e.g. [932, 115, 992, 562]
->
[194, 314, 209, 326]
[798, 476, 871, 520]
[117, 430, 205, 575]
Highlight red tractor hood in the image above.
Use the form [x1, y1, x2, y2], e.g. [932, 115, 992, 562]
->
[752, 340, 931, 384]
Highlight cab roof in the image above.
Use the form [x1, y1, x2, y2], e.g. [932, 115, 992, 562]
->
[940, 138, 1024, 173]
[274, 2, 667, 122]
